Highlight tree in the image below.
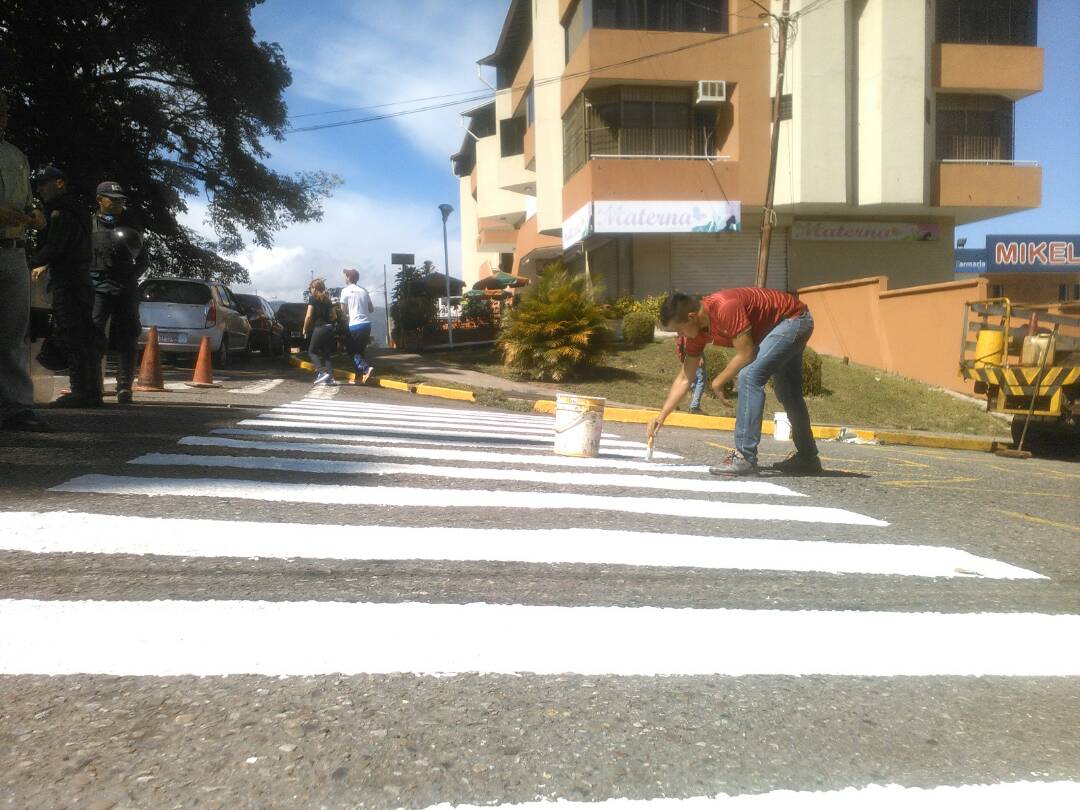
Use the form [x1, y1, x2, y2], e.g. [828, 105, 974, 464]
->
[390, 264, 436, 336]
[0, 0, 339, 283]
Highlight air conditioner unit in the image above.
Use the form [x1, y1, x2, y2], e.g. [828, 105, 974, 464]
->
[696, 80, 727, 105]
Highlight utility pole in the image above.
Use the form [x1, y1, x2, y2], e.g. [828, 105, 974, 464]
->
[382, 264, 390, 347]
[754, 0, 792, 289]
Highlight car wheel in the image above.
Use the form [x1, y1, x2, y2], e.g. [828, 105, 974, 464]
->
[215, 339, 229, 369]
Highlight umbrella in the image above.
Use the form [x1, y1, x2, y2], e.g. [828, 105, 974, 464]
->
[463, 289, 511, 300]
[472, 271, 530, 291]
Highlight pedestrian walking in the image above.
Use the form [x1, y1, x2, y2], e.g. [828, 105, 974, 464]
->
[340, 267, 374, 384]
[0, 92, 49, 431]
[648, 289, 821, 476]
[30, 166, 102, 408]
[303, 278, 338, 385]
[90, 181, 146, 404]
[677, 336, 707, 415]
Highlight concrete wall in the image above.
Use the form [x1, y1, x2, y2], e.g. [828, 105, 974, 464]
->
[458, 176, 501, 289]
[533, 0, 565, 234]
[799, 275, 990, 393]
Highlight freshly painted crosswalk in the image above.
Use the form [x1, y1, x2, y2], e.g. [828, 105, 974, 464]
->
[5, 394, 1071, 807]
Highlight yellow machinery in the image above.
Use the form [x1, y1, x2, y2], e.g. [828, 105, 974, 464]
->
[959, 298, 1080, 446]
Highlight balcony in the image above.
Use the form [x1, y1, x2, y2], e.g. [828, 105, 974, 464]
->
[564, 157, 742, 218]
[477, 218, 519, 253]
[934, 162, 1041, 211]
[934, 43, 1043, 100]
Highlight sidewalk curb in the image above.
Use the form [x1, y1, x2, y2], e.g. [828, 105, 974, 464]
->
[291, 356, 1001, 453]
[289, 356, 476, 402]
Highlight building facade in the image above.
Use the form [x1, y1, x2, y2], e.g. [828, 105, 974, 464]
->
[451, 0, 1043, 299]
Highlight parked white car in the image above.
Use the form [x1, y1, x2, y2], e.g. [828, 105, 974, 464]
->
[137, 278, 251, 368]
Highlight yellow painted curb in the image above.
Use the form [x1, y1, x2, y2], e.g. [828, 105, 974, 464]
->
[415, 383, 476, 402]
[378, 378, 413, 392]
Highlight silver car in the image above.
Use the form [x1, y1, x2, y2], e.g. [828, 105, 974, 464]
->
[137, 278, 251, 368]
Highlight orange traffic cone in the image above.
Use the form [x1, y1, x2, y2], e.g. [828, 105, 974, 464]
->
[190, 336, 221, 388]
[134, 326, 165, 392]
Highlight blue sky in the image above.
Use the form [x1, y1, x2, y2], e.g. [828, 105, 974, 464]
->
[183, 0, 1077, 303]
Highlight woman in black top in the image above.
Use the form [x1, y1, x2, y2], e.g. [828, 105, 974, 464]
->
[303, 278, 338, 384]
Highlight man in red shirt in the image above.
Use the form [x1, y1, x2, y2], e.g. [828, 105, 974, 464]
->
[647, 288, 821, 476]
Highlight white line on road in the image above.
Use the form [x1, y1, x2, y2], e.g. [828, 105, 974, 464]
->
[297, 397, 556, 424]
[51, 475, 889, 526]
[210, 429, 683, 460]
[180, 435, 698, 472]
[264, 409, 602, 437]
[415, 781, 1080, 810]
[235, 419, 650, 448]
[230, 378, 284, 395]
[129, 453, 804, 497]
[0, 512, 1042, 579]
[2, 599, 1076, 676]
[278, 403, 556, 430]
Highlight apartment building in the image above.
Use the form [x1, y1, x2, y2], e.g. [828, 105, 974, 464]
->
[451, 0, 1043, 299]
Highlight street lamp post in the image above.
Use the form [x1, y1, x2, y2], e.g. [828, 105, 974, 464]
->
[438, 203, 455, 349]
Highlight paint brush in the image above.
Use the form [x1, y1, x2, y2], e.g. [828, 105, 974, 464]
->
[645, 431, 657, 461]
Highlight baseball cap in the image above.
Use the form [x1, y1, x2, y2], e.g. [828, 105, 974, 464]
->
[343, 268, 360, 284]
[33, 165, 66, 186]
[96, 180, 127, 199]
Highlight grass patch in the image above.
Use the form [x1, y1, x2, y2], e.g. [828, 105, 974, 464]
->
[434, 340, 1008, 436]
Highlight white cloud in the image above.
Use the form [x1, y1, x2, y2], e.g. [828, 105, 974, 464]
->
[285, 2, 501, 164]
[178, 190, 461, 305]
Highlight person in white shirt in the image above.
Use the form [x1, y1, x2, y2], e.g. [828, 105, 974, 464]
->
[339, 267, 374, 384]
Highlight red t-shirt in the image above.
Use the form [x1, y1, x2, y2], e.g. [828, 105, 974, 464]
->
[680, 288, 807, 356]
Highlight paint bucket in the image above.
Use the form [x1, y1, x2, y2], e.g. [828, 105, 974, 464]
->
[773, 411, 791, 442]
[554, 393, 606, 458]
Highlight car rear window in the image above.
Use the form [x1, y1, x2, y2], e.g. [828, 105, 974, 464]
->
[234, 294, 265, 318]
[140, 281, 212, 305]
[276, 303, 307, 322]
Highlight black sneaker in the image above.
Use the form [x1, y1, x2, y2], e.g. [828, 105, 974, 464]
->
[710, 451, 758, 477]
[771, 451, 823, 475]
[49, 393, 103, 409]
[116, 388, 133, 405]
[1, 410, 52, 432]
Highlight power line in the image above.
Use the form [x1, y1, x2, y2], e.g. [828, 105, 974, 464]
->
[285, 22, 767, 135]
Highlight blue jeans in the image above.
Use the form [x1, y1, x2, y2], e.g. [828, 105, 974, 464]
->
[347, 323, 371, 374]
[734, 310, 817, 466]
[689, 361, 705, 410]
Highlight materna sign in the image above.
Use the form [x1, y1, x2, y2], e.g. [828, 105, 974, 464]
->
[562, 201, 741, 250]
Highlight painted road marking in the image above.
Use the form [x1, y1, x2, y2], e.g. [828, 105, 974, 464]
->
[129, 453, 805, 497]
[180, 435, 698, 472]
[211, 428, 684, 460]
[997, 509, 1080, 535]
[2, 599, 1077, 676]
[51, 475, 889, 526]
[235, 419, 651, 449]
[265, 409, 603, 437]
[297, 397, 555, 424]
[230, 378, 284, 395]
[279, 402, 556, 429]
[414, 781, 1080, 809]
[0, 512, 1042, 579]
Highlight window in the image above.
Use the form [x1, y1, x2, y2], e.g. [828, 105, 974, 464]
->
[565, 0, 590, 61]
[526, 83, 535, 127]
[138, 280, 211, 305]
[936, 95, 1014, 161]
[500, 117, 527, 157]
[1060, 284, 1080, 302]
[770, 94, 793, 122]
[937, 0, 1037, 46]
[989, 284, 1005, 299]
[563, 86, 717, 177]
[593, 0, 728, 33]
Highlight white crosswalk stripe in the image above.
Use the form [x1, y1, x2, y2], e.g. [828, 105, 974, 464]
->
[4, 395, 1071, 807]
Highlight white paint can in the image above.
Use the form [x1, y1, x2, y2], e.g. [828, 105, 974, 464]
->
[773, 411, 791, 442]
[553, 393, 606, 457]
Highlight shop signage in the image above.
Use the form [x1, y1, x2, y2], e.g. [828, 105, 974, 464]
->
[562, 203, 594, 250]
[954, 248, 988, 274]
[791, 221, 940, 242]
[987, 235, 1080, 273]
[593, 200, 741, 235]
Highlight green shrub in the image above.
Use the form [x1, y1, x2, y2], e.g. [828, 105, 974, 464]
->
[802, 347, 823, 396]
[460, 295, 495, 324]
[497, 262, 610, 381]
[629, 294, 665, 324]
[621, 310, 655, 346]
[606, 296, 638, 319]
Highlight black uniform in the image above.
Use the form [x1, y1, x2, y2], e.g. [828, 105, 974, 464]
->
[35, 192, 101, 405]
[90, 210, 146, 395]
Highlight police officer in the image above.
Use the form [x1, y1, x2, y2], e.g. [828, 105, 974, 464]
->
[90, 181, 146, 404]
[30, 166, 102, 408]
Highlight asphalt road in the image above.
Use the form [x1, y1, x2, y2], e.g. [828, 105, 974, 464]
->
[1, 354, 1078, 809]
